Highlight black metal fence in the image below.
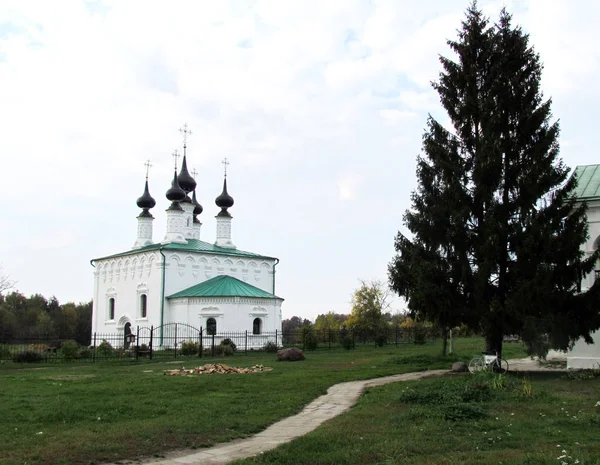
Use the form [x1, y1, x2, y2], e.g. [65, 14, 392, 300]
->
[0, 324, 437, 363]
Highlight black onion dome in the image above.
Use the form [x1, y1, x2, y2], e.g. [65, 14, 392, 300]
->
[177, 155, 196, 193]
[136, 180, 156, 210]
[166, 170, 186, 202]
[215, 178, 234, 209]
[192, 189, 203, 215]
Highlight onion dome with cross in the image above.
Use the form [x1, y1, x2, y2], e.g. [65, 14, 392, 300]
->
[136, 161, 156, 217]
[215, 158, 234, 217]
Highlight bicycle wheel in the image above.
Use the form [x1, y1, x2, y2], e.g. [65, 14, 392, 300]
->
[500, 359, 509, 373]
[468, 357, 485, 373]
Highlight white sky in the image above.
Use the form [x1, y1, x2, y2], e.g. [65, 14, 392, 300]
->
[0, 0, 598, 320]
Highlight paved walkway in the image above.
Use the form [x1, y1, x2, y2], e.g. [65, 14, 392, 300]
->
[114, 358, 565, 465]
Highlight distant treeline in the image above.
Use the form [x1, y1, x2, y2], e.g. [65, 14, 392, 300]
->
[0, 292, 92, 346]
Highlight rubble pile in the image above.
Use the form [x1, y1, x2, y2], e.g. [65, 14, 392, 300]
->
[164, 363, 272, 375]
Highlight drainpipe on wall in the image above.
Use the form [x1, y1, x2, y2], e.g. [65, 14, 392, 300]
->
[89, 259, 97, 337]
[159, 247, 166, 346]
[272, 258, 279, 295]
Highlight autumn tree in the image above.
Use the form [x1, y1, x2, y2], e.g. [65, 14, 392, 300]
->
[346, 279, 391, 340]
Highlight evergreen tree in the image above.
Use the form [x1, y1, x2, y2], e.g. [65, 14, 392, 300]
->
[389, 3, 600, 358]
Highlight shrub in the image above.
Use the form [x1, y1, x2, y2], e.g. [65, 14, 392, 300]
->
[263, 341, 279, 353]
[210, 344, 234, 356]
[61, 340, 80, 360]
[341, 335, 354, 350]
[302, 326, 318, 351]
[412, 325, 427, 345]
[221, 338, 237, 352]
[13, 350, 44, 363]
[0, 344, 11, 360]
[180, 340, 200, 356]
[97, 340, 114, 358]
[78, 347, 93, 360]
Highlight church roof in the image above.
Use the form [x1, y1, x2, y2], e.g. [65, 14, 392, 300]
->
[573, 164, 600, 201]
[93, 239, 275, 261]
[167, 275, 282, 299]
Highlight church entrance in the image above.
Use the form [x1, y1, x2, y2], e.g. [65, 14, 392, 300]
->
[124, 322, 132, 349]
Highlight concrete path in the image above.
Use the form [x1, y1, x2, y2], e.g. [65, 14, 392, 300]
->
[114, 358, 565, 465]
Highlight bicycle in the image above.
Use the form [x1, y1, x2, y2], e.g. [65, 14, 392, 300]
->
[468, 352, 509, 374]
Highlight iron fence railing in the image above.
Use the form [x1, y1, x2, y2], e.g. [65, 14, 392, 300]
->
[0, 325, 437, 363]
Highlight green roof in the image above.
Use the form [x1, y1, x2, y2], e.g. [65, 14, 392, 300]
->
[572, 164, 600, 201]
[167, 275, 282, 300]
[93, 239, 275, 262]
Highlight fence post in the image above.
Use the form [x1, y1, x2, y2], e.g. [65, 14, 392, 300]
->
[352, 330, 355, 350]
[135, 326, 140, 361]
[198, 327, 202, 358]
[93, 332, 97, 363]
[211, 333, 215, 357]
[245, 330, 248, 355]
[149, 325, 154, 360]
[275, 329, 278, 349]
[174, 323, 178, 359]
[328, 329, 331, 350]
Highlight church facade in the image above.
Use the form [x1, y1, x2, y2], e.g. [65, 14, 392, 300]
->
[568, 164, 600, 369]
[90, 135, 283, 347]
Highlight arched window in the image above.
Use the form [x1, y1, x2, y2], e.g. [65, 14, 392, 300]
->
[253, 318, 262, 335]
[108, 298, 115, 320]
[207, 318, 217, 336]
[140, 294, 147, 318]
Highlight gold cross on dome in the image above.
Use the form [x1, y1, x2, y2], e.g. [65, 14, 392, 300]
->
[222, 157, 230, 177]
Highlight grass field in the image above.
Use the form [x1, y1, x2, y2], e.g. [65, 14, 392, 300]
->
[1, 338, 525, 465]
[235, 368, 600, 465]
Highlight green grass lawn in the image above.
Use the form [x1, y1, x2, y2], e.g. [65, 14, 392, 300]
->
[234, 370, 600, 465]
[0, 338, 523, 465]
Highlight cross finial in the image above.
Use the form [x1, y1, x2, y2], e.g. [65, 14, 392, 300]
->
[179, 123, 192, 147]
[172, 150, 180, 170]
[144, 160, 152, 180]
[222, 157, 230, 178]
[191, 168, 198, 179]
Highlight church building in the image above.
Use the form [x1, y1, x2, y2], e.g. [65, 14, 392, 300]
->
[90, 127, 283, 347]
[568, 164, 600, 369]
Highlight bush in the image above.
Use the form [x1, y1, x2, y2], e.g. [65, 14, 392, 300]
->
[209, 344, 234, 356]
[180, 340, 200, 356]
[412, 325, 427, 345]
[263, 341, 279, 353]
[13, 350, 44, 363]
[79, 347, 93, 360]
[61, 340, 80, 360]
[302, 326, 318, 351]
[341, 335, 354, 350]
[221, 338, 237, 352]
[97, 340, 114, 358]
[0, 344, 11, 360]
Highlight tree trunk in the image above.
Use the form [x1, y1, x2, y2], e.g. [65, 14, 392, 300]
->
[449, 329, 454, 354]
[441, 326, 448, 356]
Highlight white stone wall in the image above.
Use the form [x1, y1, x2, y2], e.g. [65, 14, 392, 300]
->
[91, 249, 279, 341]
[163, 251, 277, 298]
[568, 200, 600, 369]
[91, 251, 163, 336]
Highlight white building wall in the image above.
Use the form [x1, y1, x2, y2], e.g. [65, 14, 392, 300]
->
[568, 200, 600, 369]
[91, 251, 163, 337]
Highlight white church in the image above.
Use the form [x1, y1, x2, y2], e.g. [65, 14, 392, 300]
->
[90, 129, 283, 347]
[567, 164, 600, 369]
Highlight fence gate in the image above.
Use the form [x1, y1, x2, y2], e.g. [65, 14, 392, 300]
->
[149, 323, 202, 359]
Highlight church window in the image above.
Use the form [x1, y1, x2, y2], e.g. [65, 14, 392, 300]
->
[253, 318, 262, 335]
[108, 298, 115, 320]
[207, 318, 217, 335]
[140, 294, 147, 318]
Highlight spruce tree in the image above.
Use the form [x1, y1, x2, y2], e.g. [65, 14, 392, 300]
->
[389, 3, 600, 358]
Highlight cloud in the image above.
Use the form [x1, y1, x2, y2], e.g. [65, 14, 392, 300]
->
[0, 0, 597, 319]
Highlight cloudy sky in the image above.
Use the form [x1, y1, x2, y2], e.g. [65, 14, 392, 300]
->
[0, 0, 598, 320]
